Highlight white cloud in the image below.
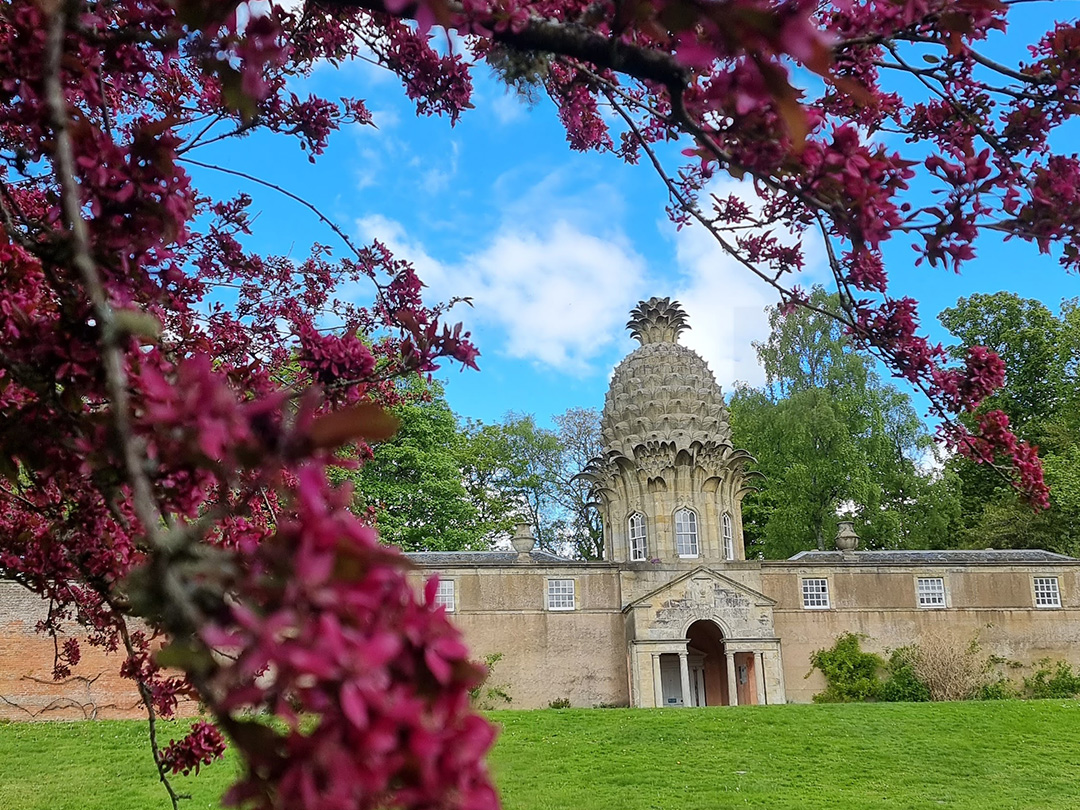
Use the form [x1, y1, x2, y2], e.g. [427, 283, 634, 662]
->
[355, 216, 648, 374]
[462, 223, 647, 370]
[420, 140, 460, 194]
[491, 92, 529, 125]
[348, 176, 833, 385]
[668, 178, 828, 391]
[671, 224, 775, 390]
[354, 147, 384, 191]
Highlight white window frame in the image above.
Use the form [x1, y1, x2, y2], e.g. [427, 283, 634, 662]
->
[674, 508, 699, 558]
[916, 577, 946, 609]
[546, 578, 576, 611]
[434, 578, 456, 612]
[628, 513, 647, 561]
[1034, 577, 1061, 608]
[801, 578, 830, 610]
[721, 513, 734, 560]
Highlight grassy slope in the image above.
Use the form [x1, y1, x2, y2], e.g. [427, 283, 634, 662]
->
[0, 719, 236, 810]
[488, 703, 1080, 809]
[3, 702, 1080, 810]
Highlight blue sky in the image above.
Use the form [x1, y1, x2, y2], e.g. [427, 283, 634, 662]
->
[191, 5, 1080, 429]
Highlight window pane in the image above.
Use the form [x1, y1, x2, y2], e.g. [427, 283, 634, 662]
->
[628, 514, 647, 561]
[917, 577, 945, 608]
[547, 579, 575, 610]
[722, 513, 733, 560]
[1034, 577, 1061, 608]
[802, 578, 829, 609]
[434, 579, 455, 612]
[675, 509, 699, 557]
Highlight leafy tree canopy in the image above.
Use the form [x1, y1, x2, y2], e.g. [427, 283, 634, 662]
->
[460, 408, 604, 559]
[347, 378, 494, 551]
[345, 389, 604, 557]
[731, 288, 959, 558]
[940, 294, 1080, 554]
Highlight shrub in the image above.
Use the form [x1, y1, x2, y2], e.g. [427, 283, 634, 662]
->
[1024, 660, 1080, 699]
[881, 647, 931, 703]
[905, 632, 987, 701]
[809, 633, 884, 703]
[977, 678, 1016, 700]
[547, 698, 572, 709]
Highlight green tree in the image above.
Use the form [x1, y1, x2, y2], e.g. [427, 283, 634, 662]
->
[460, 409, 604, 559]
[458, 413, 563, 548]
[552, 408, 605, 559]
[731, 288, 958, 558]
[939, 293, 1079, 446]
[350, 379, 491, 551]
[939, 293, 1080, 553]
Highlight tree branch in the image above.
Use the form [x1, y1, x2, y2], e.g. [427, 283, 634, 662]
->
[43, 2, 167, 550]
[314, 0, 690, 95]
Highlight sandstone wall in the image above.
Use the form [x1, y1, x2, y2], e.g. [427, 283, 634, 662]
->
[408, 565, 630, 708]
[764, 564, 1080, 703]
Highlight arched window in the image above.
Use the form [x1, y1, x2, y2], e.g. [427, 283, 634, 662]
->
[674, 508, 699, 557]
[722, 513, 734, 560]
[628, 513, 647, 561]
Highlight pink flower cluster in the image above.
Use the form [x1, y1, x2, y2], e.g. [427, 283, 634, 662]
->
[0, 2, 498, 807]
[204, 468, 498, 810]
[162, 721, 228, 777]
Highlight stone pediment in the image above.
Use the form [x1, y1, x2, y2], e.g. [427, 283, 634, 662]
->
[625, 567, 777, 641]
[625, 566, 776, 612]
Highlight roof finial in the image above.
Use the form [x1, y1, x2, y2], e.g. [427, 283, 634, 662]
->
[627, 297, 689, 345]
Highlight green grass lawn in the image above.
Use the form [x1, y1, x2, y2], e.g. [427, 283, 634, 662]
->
[3, 702, 1080, 809]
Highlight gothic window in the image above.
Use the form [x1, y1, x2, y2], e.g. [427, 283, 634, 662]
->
[722, 513, 734, 560]
[628, 513, 647, 561]
[674, 508, 699, 557]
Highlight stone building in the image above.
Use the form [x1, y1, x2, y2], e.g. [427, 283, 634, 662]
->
[2, 297, 1080, 718]
[403, 298, 1080, 708]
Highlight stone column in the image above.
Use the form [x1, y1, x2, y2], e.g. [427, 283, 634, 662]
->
[774, 648, 787, 704]
[755, 651, 766, 705]
[678, 651, 692, 707]
[652, 654, 663, 708]
[726, 651, 739, 706]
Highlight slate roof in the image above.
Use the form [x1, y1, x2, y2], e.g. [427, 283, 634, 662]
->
[406, 550, 580, 566]
[786, 549, 1077, 564]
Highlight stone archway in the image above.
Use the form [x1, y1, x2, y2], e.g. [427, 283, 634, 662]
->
[686, 619, 730, 706]
[625, 567, 784, 706]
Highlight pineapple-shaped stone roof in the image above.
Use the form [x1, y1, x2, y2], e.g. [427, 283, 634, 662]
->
[601, 297, 733, 458]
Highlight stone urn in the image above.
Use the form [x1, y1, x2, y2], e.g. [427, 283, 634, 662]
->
[511, 522, 536, 558]
[835, 520, 859, 552]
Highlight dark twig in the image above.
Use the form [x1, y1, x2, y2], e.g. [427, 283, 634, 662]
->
[179, 157, 367, 261]
[117, 618, 189, 810]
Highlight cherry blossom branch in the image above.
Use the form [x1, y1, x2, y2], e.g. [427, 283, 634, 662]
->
[117, 618, 188, 810]
[602, 88, 813, 305]
[882, 41, 1018, 170]
[42, 3, 166, 549]
[317, 0, 690, 95]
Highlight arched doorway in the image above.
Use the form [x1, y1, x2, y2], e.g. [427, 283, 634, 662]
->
[686, 620, 729, 706]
